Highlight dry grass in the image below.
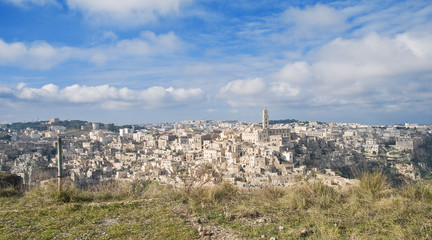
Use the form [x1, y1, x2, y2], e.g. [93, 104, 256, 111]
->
[2, 173, 432, 239]
[356, 171, 391, 200]
[0, 187, 22, 197]
[401, 180, 432, 202]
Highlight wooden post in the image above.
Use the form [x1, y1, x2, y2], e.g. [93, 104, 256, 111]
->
[57, 136, 62, 191]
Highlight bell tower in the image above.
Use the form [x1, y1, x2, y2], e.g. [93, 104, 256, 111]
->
[262, 107, 269, 129]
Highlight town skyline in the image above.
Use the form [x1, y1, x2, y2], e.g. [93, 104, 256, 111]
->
[2, 106, 430, 190]
[1, 0, 431, 124]
[2, 112, 431, 126]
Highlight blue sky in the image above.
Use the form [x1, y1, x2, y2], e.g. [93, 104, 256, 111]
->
[0, 0, 431, 124]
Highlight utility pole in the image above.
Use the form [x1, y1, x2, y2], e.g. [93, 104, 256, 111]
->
[57, 136, 62, 191]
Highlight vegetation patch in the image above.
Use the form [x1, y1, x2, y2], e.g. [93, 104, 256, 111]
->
[1, 175, 432, 239]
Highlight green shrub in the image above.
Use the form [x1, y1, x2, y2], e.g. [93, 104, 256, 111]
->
[130, 180, 152, 196]
[51, 184, 93, 203]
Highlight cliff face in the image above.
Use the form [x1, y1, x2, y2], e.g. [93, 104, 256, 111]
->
[0, 172, 23, 190]
[296, 138, 372, 178]
[412, 137, 432, 167]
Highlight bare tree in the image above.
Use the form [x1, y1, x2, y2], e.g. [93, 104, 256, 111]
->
[172, 163, 219, 193]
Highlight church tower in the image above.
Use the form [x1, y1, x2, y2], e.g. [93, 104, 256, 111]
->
[262, 107, 269, 129]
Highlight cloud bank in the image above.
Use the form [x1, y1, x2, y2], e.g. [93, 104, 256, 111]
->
[66, 0, 191, 26]
[2, 0, 56, 6]
[0, 83, 205, 109]
[282, 4, 348, 38]
[1, 0, 431, 124]
[0, 32, 182, 69]
[220, 31, 432, 113]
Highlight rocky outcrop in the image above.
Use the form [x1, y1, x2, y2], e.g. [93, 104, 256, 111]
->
[0, 172, 23, 190]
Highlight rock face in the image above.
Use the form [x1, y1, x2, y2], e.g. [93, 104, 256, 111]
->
[0, 172, 23, 190]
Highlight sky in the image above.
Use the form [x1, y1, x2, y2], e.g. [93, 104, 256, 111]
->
[0, 0, 431, 125]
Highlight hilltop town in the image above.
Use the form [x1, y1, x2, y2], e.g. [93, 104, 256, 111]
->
[1, 108, 431, 188]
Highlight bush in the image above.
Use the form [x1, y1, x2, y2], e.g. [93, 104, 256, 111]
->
[82, 180, 131, 201]
[0, 187, 22, 197]
[260, 185, 285, 201]
[210, 181, 238, 203]
[189, 181, 238, 205]
[130, 180, 152, 197]
[357, 171, 390, 200]
[23, 182, 92, 203]
[283, 180, 337, 209]
[51, 184, 93, 203]
[401, 181, 432, 202]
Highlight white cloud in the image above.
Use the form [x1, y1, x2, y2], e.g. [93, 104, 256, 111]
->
[270, 82, 300, 99]
[100, 101, 134, 110]
[0, 86, 13, 96]
[219, 32, 432, 112]
[101, 31, 118, 42]
[0, 40, 26, 63]
[182, 63, 213, 75]
[282, 4, 348, 38]
[345, 1, 432, 37]
[115, 32, 182, 57]
[2, 0, 57, 6]
[274, 61, 311, 84]
[26, 42, 72, 69]
[0, 39, 73, 69]
[62, 84, 118, 103]
[88, 31, 183, 64]
[66, 0, 190, 26]
[312, 32, 432, 84]
[16, 82, 26, 90]
[218, 76, 300, 108]
[0, 83, 205, 109]
[0, 32, 183, 69]
[219, 78, 270, 107]
[167, 87, 203, 102]
[293, 32, 432, 109]
[18, 83, 59, 100]
[220, 78, 266, 96]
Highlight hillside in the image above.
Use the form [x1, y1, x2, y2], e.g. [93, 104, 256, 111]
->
[1, 173, 432, 239]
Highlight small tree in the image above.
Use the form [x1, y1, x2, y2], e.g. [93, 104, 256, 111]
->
[172, 163, 218, 194]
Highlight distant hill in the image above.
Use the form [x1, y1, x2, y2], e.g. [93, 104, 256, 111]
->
[269, 119, 299, 124]
[5, 121, 48, 131]
[3, 120, 141, 132]
[4, 120, 92, 131]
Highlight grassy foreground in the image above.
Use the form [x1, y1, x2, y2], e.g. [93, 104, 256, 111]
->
[1, 172, 432, 239]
